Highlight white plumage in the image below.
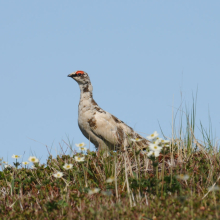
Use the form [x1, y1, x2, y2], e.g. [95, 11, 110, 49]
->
[68, 70, 149, 152]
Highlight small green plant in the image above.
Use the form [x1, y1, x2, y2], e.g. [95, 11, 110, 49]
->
[0, 102, 220, 219]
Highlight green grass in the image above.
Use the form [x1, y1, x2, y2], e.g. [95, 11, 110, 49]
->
[1, 106, 220, 219]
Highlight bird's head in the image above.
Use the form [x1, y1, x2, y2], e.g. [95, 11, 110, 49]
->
[68, 70, 91, 85]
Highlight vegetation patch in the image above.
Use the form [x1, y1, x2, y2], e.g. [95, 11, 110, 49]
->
[0, 107, 219, 219]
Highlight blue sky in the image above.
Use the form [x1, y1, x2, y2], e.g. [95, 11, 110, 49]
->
[0, 1, 219, 166]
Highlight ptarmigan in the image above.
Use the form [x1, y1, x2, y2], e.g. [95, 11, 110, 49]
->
[68, 70, 150, 152]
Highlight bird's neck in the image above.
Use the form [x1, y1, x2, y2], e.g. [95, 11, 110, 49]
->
[78, 83, 99, 110]
[79, 82, 94, 101]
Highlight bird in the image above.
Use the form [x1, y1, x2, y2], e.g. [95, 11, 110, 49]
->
[68, 70, 150, 153]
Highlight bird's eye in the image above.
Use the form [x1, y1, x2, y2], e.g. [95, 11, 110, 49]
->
[78, 73, 81, 76]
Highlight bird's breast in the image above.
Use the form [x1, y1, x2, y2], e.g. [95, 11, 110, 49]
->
[78, 102, 95, 129]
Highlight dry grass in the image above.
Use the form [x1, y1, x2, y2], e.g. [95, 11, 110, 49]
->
[1, 105, 220, 219]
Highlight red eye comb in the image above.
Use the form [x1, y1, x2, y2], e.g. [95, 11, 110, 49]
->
[76, 70, 84, 75]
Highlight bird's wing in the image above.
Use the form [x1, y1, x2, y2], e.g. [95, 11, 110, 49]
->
[88, 111, 125, 146]
[88, 109, 149, 149]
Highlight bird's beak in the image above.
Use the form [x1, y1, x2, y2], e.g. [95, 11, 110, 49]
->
[67, 74, 72, 77]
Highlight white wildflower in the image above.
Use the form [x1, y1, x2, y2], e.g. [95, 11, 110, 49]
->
[75, 156, 85, 162]
[75, 142, 86, 148]
[12, 154, 21, 159]
[147, 150, 160, 157]
[161, 139, 170, 147]
[149, 143, 162, 152]
[28, 156, 39, 163]
[79, 147, 87, 151]
[53, 172, 63, 178]
[161, 139, 170, 144]
[163, 143, 170, 147]
[4, 164, 11, 168]
[152, 138, 162, 145]
[88, 188, 100, 195]
[147, 131, 159, 140]
[207, 185, 220, 192]
[106, 176, 115, 183]
[130, 137, 142, 142]
[63, 163, 73, 170]
[176, 174, 189, 180]
[22, 161, 29, 165]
